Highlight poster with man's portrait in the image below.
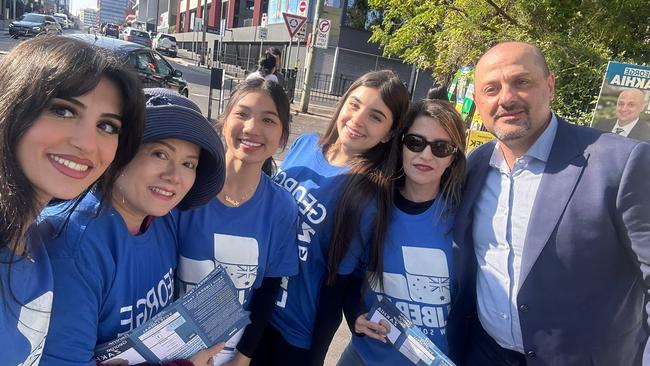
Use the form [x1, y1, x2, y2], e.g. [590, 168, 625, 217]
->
[591, 61, 650, 143]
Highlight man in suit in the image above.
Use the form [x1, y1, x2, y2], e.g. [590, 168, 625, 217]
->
[594, 88, 650, 142]
[448, 42, 650, 365]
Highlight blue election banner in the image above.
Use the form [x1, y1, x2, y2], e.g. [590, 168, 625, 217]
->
[591, 61, 650, 142]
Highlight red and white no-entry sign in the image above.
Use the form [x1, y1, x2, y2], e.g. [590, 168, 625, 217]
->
[298, 0, 308, 16]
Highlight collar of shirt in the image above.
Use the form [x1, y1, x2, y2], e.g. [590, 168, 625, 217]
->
[488, 114, 559, 173]
[613, 118, 639, 136]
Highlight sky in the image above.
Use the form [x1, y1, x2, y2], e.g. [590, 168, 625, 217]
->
[71, 0, 97, 14]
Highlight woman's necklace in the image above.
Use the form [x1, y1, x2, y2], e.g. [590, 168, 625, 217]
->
[221, 187, 256, 207]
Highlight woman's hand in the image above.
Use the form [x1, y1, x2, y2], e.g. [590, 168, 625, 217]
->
[221, 352, 251, 366]
[190, 343, 226, 366]
[354, 313, 390, 343]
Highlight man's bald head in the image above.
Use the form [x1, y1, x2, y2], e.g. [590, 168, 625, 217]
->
[616, 88, 647, 125]
[477, 42, 550, 77]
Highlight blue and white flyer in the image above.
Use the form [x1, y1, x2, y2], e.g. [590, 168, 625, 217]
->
[94, 265, 250, 364]
[367, 297, 455, 366]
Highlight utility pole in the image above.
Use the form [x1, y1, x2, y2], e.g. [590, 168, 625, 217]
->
[200, 0, 207, 65]
[299, 0, 322, 113]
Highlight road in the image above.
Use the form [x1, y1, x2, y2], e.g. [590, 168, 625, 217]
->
[0, 29, 351, 365]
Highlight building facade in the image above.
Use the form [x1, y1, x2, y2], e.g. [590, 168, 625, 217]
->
[78, 7, 98, 29]
[98, 0, 129, 25]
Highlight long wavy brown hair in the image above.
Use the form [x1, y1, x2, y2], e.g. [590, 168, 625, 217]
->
[322, 70, 410, 288]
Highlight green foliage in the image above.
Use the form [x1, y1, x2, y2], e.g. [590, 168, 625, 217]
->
[368, 0, 650, 125]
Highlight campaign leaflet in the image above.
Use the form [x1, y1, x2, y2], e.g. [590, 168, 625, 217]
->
[367, 298, 455, 366]
[94, 265, 250, 364]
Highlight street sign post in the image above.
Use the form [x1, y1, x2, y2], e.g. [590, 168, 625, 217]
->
[282, 12, 307, 39]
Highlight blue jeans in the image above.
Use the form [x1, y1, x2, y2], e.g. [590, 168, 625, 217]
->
[336, 342, 365, 366]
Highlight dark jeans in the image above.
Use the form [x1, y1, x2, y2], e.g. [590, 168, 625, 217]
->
[250, 324, 310, 366]
[464, 317, 526, 366]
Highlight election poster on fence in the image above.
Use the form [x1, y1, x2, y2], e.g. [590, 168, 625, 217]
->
[591, 61, 650, 143]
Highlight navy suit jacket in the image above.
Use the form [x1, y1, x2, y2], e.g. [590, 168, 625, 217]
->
[448, 118, 650, 365]
[594, 118, 650, 143]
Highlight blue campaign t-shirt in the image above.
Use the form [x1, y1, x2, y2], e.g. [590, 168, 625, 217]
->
[269, 133, 365, 349]
[41, 192, 178, 366]
[351, 196, 455, 364]
[175, 173, 299, 309]
[0, 224, 53, 366]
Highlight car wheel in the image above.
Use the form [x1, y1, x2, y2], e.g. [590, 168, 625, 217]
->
[170, 52, 177, 58]
[182, 89, 189, 97]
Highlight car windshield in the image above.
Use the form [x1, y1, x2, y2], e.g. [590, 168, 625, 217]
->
[131, 30, 150, 38]
[20, 14, 44, 22]
[161, 35, 176, 42]
[54, 16, 64, 21]
[107, 24, 118, 29]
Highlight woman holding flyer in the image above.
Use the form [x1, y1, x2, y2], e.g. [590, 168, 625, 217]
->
[41, 89, 226, 366]
[338, 99, 466, 365]
[174, 78, 299, 366]
[251, 70, 411, 365]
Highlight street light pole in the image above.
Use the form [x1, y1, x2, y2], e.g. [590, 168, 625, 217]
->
[200, 0, 207, 65]
[299, 0, 322, 113]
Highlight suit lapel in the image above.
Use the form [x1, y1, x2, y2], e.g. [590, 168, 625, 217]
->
[518, 119, 589, 287]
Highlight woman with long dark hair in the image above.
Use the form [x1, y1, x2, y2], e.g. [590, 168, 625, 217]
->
[175, 78, 298, 366]
[250, 70, 410, 365]
[0, 36, 145, 365]
[339, 99, 467, 365]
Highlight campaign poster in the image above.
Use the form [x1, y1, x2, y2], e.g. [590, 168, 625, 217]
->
[591, 61, 650, 143]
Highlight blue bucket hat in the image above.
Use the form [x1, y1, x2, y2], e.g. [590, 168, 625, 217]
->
[142, 88, 225, 210]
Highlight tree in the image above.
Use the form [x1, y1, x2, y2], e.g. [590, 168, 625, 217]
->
[368, 0, 650, 124]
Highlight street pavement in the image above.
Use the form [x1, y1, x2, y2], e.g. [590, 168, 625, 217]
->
[0, 31, 351, 365]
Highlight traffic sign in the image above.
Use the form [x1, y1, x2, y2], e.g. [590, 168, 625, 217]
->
[206, 25, 220, 35]
[314, 19, 331, 49]
[298, 0, 308, 17]
[296, 26, 306, 41]
[261, 12, 268, 27]
[318, 19, 331, 33]
[259, 27, 268, 40]
[282, 12, 307, 39]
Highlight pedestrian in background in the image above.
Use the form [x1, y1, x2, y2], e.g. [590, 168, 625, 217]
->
[0, 36, 145, 366]
[41, 89, 226, 366]
[246, 53, 279, 83]
[449, 41, 650, 365]
[266, 47, 285, 85]
[175, 78, 299, 366]
[427, 82, 449, 101]
[339, 99, 466, 365]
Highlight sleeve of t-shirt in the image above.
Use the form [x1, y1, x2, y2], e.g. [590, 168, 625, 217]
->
[42, 225, 111, 366]
[265, 193, 299, 278]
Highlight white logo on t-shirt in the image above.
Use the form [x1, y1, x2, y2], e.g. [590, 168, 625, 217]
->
[18, 291, 53, 366]
[177, 233, 259, 305]
[371, 247, 450, 330]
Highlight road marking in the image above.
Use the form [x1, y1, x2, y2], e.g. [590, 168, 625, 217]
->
[190, 93, 209, 98]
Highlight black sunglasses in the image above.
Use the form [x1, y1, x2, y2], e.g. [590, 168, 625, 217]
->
[402, 134, 457, 157]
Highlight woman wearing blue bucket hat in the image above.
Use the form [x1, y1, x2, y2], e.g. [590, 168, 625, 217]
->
[40, 89, 226, 366]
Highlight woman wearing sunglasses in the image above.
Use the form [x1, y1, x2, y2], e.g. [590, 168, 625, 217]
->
[338, 99, 466, 365]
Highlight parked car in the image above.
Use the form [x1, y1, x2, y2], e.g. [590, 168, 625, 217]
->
[52, 14, 68, 30]
[9, 13, 62, 38]
[102, 23, 120, 38]
[65, 34, 189, 97]
[152, 33, 177, 57]
[121, 27, 152, 48]
[53, 12, 70, 28]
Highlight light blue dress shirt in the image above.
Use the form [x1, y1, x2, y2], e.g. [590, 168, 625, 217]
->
[472, 115, 558, 353]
